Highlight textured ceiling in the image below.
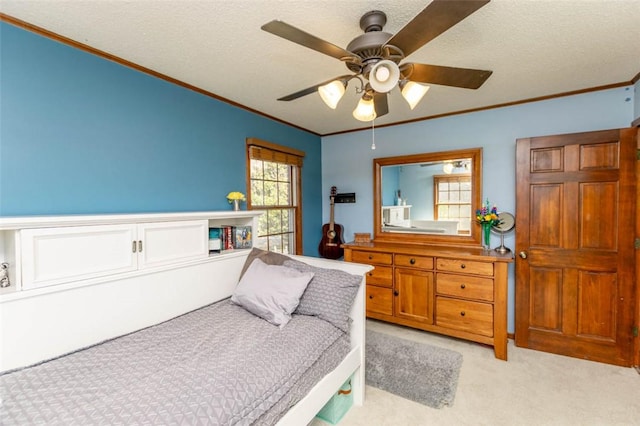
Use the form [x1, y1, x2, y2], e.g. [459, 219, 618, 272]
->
[1, 0, 639, 135]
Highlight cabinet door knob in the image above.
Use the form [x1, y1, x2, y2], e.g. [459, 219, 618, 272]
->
[460, 264, 466, 269]
[369, 295, 373, 299]
[394, 290, 399, 296]
[409, 258, 416, 265]
[460, 284, 466, 289]
[460, 311, 466, 317]
[519, 251, 528, 259]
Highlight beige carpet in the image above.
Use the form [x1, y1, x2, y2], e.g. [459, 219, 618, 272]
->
[311, 320, 640, 426]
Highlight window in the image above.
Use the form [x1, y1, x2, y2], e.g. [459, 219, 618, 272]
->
[246, 138, 304, 255]
[434, 174, 472, 233]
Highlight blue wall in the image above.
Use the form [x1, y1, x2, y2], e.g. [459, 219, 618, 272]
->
[635, 79, 640, 121]
[321, 86, 635, 332]
[0, 22, 323, 256]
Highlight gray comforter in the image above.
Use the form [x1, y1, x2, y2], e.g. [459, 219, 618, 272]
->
[0, 299, 350, 425]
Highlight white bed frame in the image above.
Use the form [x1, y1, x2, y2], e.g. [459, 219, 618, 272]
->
[0, 212, 371, 425]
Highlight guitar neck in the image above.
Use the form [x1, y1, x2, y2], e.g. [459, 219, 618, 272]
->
[329, 197, 335, 231]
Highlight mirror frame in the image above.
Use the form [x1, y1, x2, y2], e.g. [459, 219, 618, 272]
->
[373, 148, 483, 247]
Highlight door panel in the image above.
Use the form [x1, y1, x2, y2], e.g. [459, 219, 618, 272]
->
[137, 220, 208, 269]
[529, 267, 562, 331]
[576, 271, 616, 340]
[516, 128, 637, 366]
[20, 225, 138, 290]
[580, 182, 617, 250]
[395, 268, 434, 324]
[529, 185, 562, 247]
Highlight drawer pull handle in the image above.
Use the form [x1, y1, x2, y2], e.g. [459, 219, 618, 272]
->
[394, 291, 399, 296]
[460, 264, 466, 269]
[369, 295, 373, 299]
[460, 311, 466, 317]
[368, 272, 373, 276]
[410, 258, 416, 265]
[460, 284, 466, 289]
[368, 255, 373, 260]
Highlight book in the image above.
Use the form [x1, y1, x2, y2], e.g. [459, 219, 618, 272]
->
[208, 227, 222, 252]
[234, 226, 252, 249]
[221, 225, 235, 250]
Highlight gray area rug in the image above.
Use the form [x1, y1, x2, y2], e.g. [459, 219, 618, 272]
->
[365, 329, 463, 408]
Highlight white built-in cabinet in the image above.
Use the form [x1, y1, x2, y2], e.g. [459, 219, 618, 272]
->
[0, 211, 261, 297]
[19, 220, 209, 290]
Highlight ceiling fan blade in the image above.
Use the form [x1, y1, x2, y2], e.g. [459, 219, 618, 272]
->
[277, 74, 354, 101]
[374, 92, 389, 118]
[403, 63, 492, 89]
[384, 0, 490, 58]
[262, 20, 360, 63]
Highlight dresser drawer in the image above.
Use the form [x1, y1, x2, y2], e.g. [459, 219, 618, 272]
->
[366, 285, 393, 316]
[436, 273, 494, 302]
[365, 265, 393, 287]
[436, 297, 493, 337]
[436, 258, 494, 276]
[394, 254, 433, 269]
[351, 250, 393, 265]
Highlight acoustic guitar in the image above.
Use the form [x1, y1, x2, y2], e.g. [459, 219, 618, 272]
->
[318, 186, 345, 259]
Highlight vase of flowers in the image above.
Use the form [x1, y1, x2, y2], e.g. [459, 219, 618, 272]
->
[226, 191, 246, 211]
[476, 199, 500, 250]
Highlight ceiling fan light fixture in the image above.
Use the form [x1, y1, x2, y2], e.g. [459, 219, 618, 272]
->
[352, 95, 377, 122]
[400, 80, 430, 110]
[369, 60, 400, 93]
[442, 162, 455, 174]
[318, 80, 347, 109]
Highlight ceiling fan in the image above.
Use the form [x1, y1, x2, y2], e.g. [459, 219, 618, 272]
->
[261, 0, 493, 122]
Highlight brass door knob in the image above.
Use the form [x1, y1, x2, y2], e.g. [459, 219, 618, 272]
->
[519, 251, 527, 259]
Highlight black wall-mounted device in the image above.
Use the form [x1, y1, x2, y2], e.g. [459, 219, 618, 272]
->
[334, 193, 356, 203]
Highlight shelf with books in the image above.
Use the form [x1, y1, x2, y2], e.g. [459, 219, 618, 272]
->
[207, 211, 261, 256]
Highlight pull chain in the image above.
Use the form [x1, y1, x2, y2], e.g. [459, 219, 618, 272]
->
[371, 118, 376, 150]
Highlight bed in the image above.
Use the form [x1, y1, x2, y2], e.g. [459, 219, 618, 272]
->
[0, 248, 372, 425]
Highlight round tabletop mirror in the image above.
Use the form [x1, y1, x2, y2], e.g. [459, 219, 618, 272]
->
[492, 212, 515, 254]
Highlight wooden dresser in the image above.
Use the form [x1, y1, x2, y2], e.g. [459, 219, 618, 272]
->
[343, 241, 513, 360]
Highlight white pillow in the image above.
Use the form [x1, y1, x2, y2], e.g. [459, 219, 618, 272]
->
[231, 258, 314, 327]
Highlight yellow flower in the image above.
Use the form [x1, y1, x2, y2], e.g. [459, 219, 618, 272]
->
[226, 191, 246, 202]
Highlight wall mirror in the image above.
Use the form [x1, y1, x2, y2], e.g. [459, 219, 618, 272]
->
[373, 148, 482, 246]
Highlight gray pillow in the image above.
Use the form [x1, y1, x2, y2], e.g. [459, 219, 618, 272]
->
[283, 259, 363, 333]
[240, 247, 291, 278]
[231, 258, 314, 327]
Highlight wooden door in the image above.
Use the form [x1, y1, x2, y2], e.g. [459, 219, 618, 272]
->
[515, 128, 637, 366]
[395, 268, 434, 324]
